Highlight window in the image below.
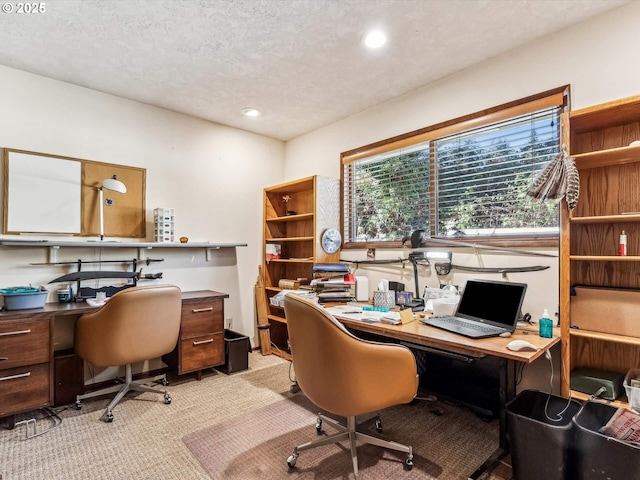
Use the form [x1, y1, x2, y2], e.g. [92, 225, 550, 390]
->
[342, 88, 568, 247]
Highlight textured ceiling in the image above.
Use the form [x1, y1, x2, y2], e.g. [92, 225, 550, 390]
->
[0, 0, 629, 141]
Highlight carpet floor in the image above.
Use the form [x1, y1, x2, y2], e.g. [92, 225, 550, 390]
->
[1, 352, 506, 479]
[184, 389, 499, 479]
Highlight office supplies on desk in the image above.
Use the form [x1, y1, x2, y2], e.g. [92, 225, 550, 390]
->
[421, 279, 527, 338]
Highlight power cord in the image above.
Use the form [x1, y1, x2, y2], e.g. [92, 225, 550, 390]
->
[271, 341, 300, 393]
[543, 348, 574, 422]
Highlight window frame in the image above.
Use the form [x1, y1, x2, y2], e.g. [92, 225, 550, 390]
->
[340, 86, 570, 250]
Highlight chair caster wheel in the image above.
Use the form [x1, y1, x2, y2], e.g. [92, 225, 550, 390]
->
[315, 417, 322, 433]
[74, 402, 82, 410]
[375, 418, 383, 433]
[161, 378, 169, 386]
[164, 393, 172, 404]
[286, 453, 298, 468]
[405, 455, 413, 471]
[102, 412, 114, 423]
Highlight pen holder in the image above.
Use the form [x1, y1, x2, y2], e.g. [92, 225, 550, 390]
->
[373, 290, 396, 309]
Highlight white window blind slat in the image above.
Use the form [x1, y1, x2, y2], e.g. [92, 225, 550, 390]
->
[343, 102, 561, 243]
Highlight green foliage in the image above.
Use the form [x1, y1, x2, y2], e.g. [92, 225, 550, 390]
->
[347, 117, 560, 242]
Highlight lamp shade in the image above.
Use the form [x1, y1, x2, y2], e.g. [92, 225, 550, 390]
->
[102, 176, 127, 194]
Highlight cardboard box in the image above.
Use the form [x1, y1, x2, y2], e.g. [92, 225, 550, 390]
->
[571, 286, 640, 337]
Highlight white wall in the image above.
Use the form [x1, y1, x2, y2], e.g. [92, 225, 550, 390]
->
[284, 2, 640, 324]
[0, 65, 285, 351]
[1, 2, 638, 381]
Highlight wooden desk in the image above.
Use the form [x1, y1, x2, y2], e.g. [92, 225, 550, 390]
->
[0, 289, 228, 425]
[334, 314, 559, 480]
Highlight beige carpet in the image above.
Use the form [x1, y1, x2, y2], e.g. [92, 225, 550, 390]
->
[0, 352, 291, 480]
[184, 390, 499, 479]
[1, 352, 504, 480]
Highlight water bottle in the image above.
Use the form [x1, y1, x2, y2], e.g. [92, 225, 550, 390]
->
[539, 309, 553, 338]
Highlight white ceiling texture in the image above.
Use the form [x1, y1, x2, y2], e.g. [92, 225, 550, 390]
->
[0, 0, 629, 141]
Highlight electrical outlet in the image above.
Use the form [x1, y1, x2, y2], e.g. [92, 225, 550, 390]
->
[226, 318, 233, 329]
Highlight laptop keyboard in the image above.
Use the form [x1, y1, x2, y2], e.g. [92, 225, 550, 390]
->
[428, 316, 501, 334]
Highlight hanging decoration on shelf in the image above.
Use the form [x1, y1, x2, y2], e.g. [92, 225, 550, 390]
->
[526, 145, 580, 211]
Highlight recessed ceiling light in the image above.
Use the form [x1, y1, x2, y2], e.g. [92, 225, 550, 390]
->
[363, 30, 387, 49]
[242, 108, 261, 117]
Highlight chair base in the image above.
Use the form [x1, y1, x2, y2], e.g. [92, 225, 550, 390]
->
[286, 413, 413, 476]
[75, 364, 171, 422]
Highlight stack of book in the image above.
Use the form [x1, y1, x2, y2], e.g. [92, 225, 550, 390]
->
[311, 263, 355, 303]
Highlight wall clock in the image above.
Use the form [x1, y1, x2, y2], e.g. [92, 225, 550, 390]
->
[321, 228, 342, 254]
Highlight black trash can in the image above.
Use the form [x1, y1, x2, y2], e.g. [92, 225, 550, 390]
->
[506, 389, 581, 480]
[216, 329, 250, 374]
[573, 400, 640, 480]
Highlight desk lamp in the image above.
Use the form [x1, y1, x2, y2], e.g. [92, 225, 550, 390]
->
[98, 175, 127, 241]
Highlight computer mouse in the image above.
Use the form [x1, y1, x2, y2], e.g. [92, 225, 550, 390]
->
[506, 340, 539, 352]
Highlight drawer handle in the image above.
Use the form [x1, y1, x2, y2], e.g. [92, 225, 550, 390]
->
[192, 307, 213, 313]
[0, 357, 7, 361]
[192, 338, 214, 346]
[0, 371, 31, 382]
[0, 329, 31, 337]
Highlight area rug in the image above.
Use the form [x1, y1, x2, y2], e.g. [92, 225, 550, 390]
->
[183, 393, 499, 479]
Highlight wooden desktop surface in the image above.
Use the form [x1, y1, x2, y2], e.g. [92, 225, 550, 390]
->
[336, 314, 559, 363]
[0, 289, 229, 320]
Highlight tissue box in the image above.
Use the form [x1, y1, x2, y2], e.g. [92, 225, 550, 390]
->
[373, 291, 395, 309]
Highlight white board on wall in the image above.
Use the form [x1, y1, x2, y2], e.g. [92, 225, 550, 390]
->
[5, 151, 82, 234]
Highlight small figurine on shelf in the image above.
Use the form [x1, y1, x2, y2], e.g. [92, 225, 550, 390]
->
[283, 195, 296, 215]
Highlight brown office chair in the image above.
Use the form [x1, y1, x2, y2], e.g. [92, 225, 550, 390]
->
[74, 284, 182, 422]
[283, 294, 419, 476]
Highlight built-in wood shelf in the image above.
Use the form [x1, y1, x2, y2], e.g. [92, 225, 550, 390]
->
[570, 328, 640, 347]
[573, 145, 640, 170]
[266, 213, 314, 223]
[570, 214, 640, 224]
[267, 258, 314, 263]
[570, 255, 640, 262]
[266, 236, 314, 242]
[570, 390, 628, 409]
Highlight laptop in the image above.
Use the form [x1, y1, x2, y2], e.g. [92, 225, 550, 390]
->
[421, 279, 527, 338]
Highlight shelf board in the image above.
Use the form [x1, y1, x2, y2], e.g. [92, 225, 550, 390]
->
[570, 96, 640, 133]
[0, 239, 247, 249]
[570, 328, 640, 346]
[571, 214, 640, 224]
[266, 213, 314, 223]
[265, 286, 281, 293]
[267, 258, 314, 263]
[264, 176, 315, 195]
[570, 390, 628, 409]
[570, 255, 640, 261]
[267, 314, 287, 324]
[266, 236, 314, 242]
[573, 145, 640, 170]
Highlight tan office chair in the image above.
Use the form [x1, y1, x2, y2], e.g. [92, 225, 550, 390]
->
[283, 294, 419, 476]
[74, 284, 182, 422]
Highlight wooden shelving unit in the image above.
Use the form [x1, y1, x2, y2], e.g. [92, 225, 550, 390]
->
[260, 176, 340, 359]
[560, 95, 640, 407]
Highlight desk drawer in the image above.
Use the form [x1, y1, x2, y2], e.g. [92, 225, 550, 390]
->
[180, 301, 223, 338]
[180, 332, 224, 373]
[0, 318, 50, 370]
[0, 362, 50, 417]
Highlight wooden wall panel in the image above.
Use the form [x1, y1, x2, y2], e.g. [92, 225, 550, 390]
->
[81, 162, 145, 238]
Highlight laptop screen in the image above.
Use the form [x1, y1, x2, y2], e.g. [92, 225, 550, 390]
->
[455, 279, 527, 329]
